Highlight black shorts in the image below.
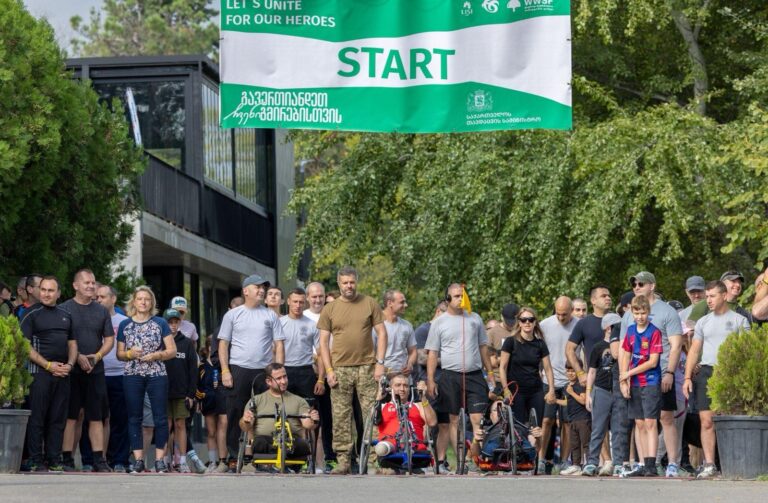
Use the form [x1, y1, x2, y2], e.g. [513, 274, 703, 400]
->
[68, 371, 109, 421]
[628, 385, 661, 420]
[543, 385, 567, 421]
[286, 365, 317, 401]
[661, 372, 677, 411]
[693, 365, 714, 412]
[202, 390, 227, 416]
[437, 370, 489, 415]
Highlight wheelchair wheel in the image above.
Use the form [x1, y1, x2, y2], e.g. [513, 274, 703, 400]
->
[236, 430, 247, 474]
[456, 408, 467, 476]
[529, 408, 539, 475]
[307, 428, 316, 475]
[358, 406, 376, 475]
[403, 425, 413, 475]
[506, 405, 519, 475]
[279, 406, 288, 474]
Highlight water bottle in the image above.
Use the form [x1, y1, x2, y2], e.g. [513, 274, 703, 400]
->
[213, 368, 219, 389]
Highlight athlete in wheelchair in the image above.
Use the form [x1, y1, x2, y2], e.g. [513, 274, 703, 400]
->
[359, 373, 438, 474]
[237, 363, 319, 473]
[469, 398, 542, 474]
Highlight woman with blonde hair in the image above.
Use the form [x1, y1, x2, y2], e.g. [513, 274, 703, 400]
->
[499, 307, 556, 444]
[116, 286, 177, 473]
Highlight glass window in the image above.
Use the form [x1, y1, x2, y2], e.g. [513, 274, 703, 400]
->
[94, 81, 186, 170]
[202, 84, 233, 191]
[235, 129, 258, 204]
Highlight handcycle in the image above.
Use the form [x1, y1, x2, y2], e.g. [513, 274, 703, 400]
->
[359, 378, 437, 475]
[236, 390, 318, 474]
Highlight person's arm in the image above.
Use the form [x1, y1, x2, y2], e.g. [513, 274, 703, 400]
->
[300, 409, 320, 430]
[372, 322, 387, 381]
[480, 345, 494, 386]
[618, 341, 631, 398]
[585, 368, 597, 412]
[663, 334, 682, 392]
[416, 379, 438, 427]
[240, 408, 255, 432]
[426, 350, 439, 399]
[151, 334, 177, 361]
[565, 340, 586, 385]
[683, 339, 703, 399]
[319, 328, 335, 386]
[566, 385, 586, 406]
[542, 355, 556, 403]
[623, 353, 660, 379]
[273, 339, 285, 364]
[405, 344, 417, 375]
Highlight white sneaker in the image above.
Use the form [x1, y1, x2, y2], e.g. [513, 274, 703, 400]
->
[598, 462, 614, 476]
[560, 465, 582, 476]
[177, 462, 191, 473]
[696, 464, 718, 479]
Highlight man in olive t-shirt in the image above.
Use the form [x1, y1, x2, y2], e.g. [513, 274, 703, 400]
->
[317, 266, 388, 474]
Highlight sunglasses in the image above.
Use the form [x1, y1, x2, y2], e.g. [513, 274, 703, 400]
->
[518, 317, 536, 324]
[631, 281, 646, 288]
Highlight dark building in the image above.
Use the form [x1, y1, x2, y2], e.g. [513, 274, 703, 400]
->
[66, 55, 297, 338]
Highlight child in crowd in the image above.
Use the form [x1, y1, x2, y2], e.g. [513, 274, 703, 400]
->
[560, 361, 590, 475]
[197, 335, 230, 473]
[619, 295, 663, 477]
[163, 309, 202, 473]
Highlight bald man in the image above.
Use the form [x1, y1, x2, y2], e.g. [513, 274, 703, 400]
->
[538, 296, 578, 469]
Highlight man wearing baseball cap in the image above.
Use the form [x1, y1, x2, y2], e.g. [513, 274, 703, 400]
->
[679, 276, 706, 323]
[688, 270, 751, 323]
[486, 303, 519, 351]
[169, 296, 199, 342]
[618, 271, 683, 477]
[218, 274, 285, 469]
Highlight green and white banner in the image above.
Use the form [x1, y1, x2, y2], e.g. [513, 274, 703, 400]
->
[220, 0, 571, 132]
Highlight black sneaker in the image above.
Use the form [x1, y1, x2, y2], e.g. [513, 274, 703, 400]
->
[48, 464, 65, 473]
[94, 460, 113, 473]
[131, 460, 146, 474]
[62, 459, 77, 472]
[30, 462, 47, 472]
[644, 465, 658, 477]
[154, 460, 169, 473]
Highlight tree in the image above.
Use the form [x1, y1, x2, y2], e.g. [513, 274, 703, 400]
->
[69, 0, 219, 59]
[0, 0, 145, 294]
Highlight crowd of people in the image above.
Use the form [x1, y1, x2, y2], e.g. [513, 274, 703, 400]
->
[1, 264, 760, 478]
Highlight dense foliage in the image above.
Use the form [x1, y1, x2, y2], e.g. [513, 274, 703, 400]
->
[709, 326, 768, 416]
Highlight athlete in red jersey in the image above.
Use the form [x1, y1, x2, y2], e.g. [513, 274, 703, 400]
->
[374, 374, 437, 457]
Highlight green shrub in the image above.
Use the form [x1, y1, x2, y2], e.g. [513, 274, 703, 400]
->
[709, 325, 768, 416]
[0, 316, 32, 406]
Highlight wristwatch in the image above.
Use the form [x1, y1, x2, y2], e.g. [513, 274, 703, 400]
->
[376, 358, 385, 365]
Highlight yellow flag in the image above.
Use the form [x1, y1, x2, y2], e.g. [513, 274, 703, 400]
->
[460, 285, 472, 313]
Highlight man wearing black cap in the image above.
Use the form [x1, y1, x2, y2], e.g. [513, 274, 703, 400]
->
[688, 271, 751, 323]
[218, 273, 285, 467]
[618, 271, 683, 477]
[486, 303, 518, 351]
[679, 276, 706, 323]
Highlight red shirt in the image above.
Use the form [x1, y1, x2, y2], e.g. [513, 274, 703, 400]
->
[378, 401, 426, 449]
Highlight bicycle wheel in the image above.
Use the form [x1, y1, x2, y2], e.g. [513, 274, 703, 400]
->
[279, 406, 288, 473]
[236, 430, 247, 474]
[425, 425, 439, 475]
[456, 408, 467, 476]
[307, 428, 316, 475]
[529, 408, 539, 475]
[404, 422, 413, 475]
[358, 406, 375, 475]
[507, 405, 518, 475]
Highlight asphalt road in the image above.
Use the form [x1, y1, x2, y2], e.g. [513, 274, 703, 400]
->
[1, 473, 767, 502]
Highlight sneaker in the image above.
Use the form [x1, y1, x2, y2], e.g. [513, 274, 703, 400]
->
[62, 459, 77, 472]
[437, 460, 451, 475]
[582, 464, 598, 476]
[614, 464, 628, 477]
[620, 464, 646, 478]
[665, 463, 679, 478]
[598, 462, 614, 477]
[696, 464, 718, 479]
[81, 464, 94, 472]
[186, 450, 206, 474]
[241, 462, 256, 474]
[644, 465, 658, 477]
[131, 460, 146, 474]
[537, 460, 547, 474]
[560, 465, 582, 476]
[677, 465, 691, 478]
[47, 464, 65, 473]
[330, 461, 350, 475]
[154, 460, 169, 473]
[205, 462, 218, 474]
[177, 462, 191, 473]
[214, 461, 230, 474]
[93, 460, 113, 473]
[323, 460, 338, 474]
[29, 462, 47, 472]
[113, 464, 128, 474]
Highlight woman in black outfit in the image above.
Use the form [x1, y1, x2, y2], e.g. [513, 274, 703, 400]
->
[499, 307, 555, 451]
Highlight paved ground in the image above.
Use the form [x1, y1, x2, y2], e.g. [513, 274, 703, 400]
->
[1, 473, 766, 502]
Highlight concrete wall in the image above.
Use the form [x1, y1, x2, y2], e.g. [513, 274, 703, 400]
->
[274, 129, 297, 290]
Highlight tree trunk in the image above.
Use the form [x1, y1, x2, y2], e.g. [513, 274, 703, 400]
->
[671, 6, 709, 116]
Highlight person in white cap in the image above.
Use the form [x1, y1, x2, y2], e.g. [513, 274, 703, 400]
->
[169, 296, 199, 342]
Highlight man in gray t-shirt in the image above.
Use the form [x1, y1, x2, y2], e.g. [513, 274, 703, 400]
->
[425, 284, 494, 467]
[620, 271, 683, 476]
[684, 280, 749, 479]
[281, 288, 324, 401]
[374, 289, 417, 374]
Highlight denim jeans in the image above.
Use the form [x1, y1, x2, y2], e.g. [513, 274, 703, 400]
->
[124, 374, 169, 451]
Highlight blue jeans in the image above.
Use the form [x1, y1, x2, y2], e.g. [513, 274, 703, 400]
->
[124, 375, 169, 452]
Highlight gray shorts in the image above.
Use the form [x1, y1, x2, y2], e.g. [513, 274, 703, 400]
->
[142, 393, 154, 428]
[628, 385, 661, 420]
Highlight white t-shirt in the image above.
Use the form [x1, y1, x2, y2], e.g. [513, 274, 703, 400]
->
[281, 314, 320, 367]
[103, 312, 129, 377]
[218, 305, 285, 369]
[694, 309, 750, 366]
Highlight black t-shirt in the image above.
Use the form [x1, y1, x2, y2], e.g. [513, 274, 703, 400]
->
[501, 336, 549, 393]
[568, 314, 604, 367]
[609, 324, 621, 391]
[588, 340, 614, 392]
[19, 303, 74, 373]
[566, 382, 590, 421]
[60, 299, 113, 374]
